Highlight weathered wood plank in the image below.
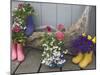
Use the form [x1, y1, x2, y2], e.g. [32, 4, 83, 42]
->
[11, 60, 20, 74]
[15, 49, 42, 74]
[39, 64, 60, 73]
[62, 55, 80, 71]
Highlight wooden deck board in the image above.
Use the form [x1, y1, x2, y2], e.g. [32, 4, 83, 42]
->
[62, 55, 80, 71]
[15, 49, 42, 74]
[11, 60, 20, 74]
[11, 47, 96, 74]
[39, 64, 60, 73]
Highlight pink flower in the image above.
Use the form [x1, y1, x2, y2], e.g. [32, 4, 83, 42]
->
[18, 4, 23, 9]
[57, 24, 65, 31]
[46, 26, 51, 32]
[55, 31, 64, 41]
[12, 25, 21, 32]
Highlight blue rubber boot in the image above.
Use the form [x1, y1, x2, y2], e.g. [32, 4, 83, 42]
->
[25, 15, 35, 37]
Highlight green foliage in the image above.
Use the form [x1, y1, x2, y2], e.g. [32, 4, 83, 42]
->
[12, 31, 26, 43]
[12, 3, 34, 43]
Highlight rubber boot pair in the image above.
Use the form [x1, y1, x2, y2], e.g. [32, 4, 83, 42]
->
[11, 42, 25, 62]
[72, 51, 93, 69]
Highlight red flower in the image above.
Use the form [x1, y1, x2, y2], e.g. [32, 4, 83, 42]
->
[46, 26, 51, 32]
[55, 31, 64, 41]
[57, 24, 65, 31]
[12, 25, 21, 32]
[18, 4, 23, 9]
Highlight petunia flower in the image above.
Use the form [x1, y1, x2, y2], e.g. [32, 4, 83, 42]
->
[12, 25, 21, 32]
[46, 26, 52, 32]
[18, 4, 23, 9]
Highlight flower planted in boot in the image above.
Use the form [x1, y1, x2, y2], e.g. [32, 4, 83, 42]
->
[72, 52, 83, 64]
[17, 43, 25, 62]
[12, 42, 17, 60]
[79, 51, 93, 69]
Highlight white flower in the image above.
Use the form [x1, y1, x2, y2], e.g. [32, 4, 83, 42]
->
[41, 60, 45, 64]
[56, 57, 60, 61]
[53, 46, 58, 49]
[53, 46, 55, 49]
[42, 54, 44, 56]
[23, 26, 27, 30]
[43, 51, 46, 54]
[45, 60, 51, 65]
[63, 49, 68, 54]
[53, 50, 57, 55]
[50, 48, 53, 51]
[14, 8, 17, 11]
[47, 53, 49, 57]
[63, 59, 66, 63]
[49, 64, 52, 67]
[19, 21, 22, 25]
[45, 47, 49, 51]
[58, 47, 61, 50]
[56, 52, 61, 56]
[48, 57, 53, 61]
[22, 8, 25, 12]
[12, 22, 20, 28]
[61, 54, 63, 57]
[50, 42, 53, 46]
[42, 44, 47, 47]
[28, 11, 32, 14]
[59, 41, 63, 44]
[58, 59, 66, 64]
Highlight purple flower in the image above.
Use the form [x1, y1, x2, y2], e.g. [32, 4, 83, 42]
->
[71, 35, 96, 54]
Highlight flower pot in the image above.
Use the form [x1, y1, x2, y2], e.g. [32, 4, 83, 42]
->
[25, 15, 35, 37]
[11, 42, 17, 60]
[17, 43, 25, 62]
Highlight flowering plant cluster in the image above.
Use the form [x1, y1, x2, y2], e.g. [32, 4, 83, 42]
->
[41, 24, 68, 67]
[12, 3, 34, 43]
[71, 33, 96, 55]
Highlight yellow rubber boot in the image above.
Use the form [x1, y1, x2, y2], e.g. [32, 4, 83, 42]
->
[72, 52, 83, 64]
[92, 36, 96, 44]
[79, 51, 93, 69]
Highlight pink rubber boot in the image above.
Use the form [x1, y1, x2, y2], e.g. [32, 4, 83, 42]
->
[11, 42, 17, 60]
[17, 43, 25, 62]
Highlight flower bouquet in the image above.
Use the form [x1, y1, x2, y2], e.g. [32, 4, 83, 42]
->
[41, 24, 68, 68]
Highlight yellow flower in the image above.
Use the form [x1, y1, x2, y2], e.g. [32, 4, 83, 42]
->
[87, 35, 92, 40]
[82, 33, 86, 37]
[92, 36, 96, 44]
